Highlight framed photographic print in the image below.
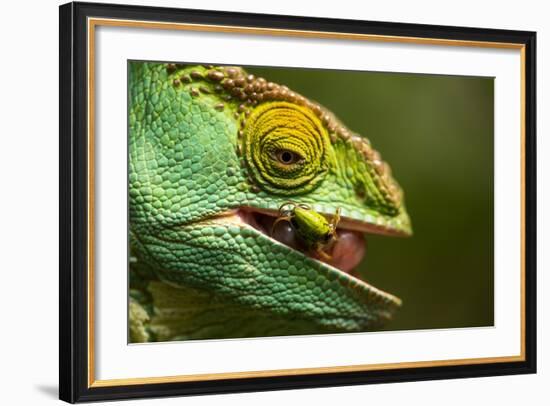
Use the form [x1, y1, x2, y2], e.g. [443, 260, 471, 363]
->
[59, 1, 537, 403]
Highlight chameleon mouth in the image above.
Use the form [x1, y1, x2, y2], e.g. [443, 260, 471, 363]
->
[238, 209, 367, 277]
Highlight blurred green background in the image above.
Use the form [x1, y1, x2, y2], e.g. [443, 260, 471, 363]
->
[246, 65, 494, 331]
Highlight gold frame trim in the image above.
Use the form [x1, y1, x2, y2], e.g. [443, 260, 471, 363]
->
[87, 17, 527, 388]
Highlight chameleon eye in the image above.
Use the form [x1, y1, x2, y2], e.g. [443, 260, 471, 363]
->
[276, 149, 302, 165]
[241, 101, 332, 195]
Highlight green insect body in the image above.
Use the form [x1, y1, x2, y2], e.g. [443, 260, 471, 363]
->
[273, 203, 341, 260]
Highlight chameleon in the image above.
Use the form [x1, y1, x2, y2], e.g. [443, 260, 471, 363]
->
[128, 62, 412, 342]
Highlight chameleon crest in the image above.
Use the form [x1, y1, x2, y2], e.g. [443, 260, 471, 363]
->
[129, 62, 411, 342]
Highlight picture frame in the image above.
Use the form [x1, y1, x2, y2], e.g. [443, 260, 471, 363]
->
[59, 1, 536, 403]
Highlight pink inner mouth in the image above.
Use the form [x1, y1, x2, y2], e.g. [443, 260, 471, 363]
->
[237, 209, 367, 276]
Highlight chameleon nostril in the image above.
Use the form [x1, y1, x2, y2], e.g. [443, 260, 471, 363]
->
[355, 184, 366, 200]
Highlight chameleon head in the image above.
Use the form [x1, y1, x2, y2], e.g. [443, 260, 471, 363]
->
[129, 63, 412, 337]
[240, 97, 409, 233]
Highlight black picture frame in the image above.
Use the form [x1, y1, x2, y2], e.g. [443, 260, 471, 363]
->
[59, 1, 537, 403]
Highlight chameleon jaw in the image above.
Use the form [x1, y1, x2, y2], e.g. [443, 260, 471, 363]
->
[234, 208, 402, 309]
[190, 208, 402, 331]
[204, 208, 403, 325]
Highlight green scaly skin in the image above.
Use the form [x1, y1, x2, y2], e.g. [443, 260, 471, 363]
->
[129, 62, 412, 342]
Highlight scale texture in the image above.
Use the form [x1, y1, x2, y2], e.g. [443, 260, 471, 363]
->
[129, 62, 411, 342]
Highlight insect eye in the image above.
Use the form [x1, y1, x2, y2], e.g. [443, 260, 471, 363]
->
[324, 232, 333, 243]
[275, 149, 302, 165]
